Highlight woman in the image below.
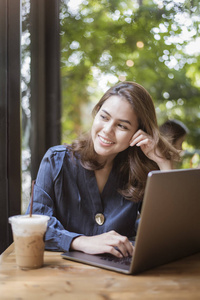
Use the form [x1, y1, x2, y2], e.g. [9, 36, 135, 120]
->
[27, 81, 179, 258]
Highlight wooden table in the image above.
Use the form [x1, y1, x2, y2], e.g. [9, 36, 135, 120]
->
[1, 244, 200, 299]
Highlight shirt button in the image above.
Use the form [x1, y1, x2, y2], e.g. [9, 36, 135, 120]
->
[95, 213, 105, 225]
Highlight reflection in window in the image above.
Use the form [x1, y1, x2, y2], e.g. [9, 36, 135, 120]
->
[21, 0, 31, 213]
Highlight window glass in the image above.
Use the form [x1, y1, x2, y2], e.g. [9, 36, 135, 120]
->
[21, 0, 31, 213]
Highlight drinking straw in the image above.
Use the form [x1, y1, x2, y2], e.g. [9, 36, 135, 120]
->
[29, 180, 35, 217]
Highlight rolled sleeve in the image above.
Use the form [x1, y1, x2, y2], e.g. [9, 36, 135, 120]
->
[26, 146, 83, 252]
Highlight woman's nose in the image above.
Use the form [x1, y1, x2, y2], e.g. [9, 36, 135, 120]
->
[103, 121, 114, 134]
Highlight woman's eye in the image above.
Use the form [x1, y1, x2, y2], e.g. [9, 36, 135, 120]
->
[100, 114, 107, 120]
[118, 124, 128, 130]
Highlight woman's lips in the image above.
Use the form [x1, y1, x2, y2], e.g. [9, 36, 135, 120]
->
[98, 135, 114, 145]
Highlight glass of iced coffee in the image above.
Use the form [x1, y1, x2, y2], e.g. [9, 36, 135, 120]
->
[9, 214, 50, 269]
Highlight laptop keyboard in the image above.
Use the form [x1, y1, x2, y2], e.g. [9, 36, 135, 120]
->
[99, 253, 132, 266]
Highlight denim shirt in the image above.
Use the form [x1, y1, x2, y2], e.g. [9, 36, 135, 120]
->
[26, 145, 140, 252]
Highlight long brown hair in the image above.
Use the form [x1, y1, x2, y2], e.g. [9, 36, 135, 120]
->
[70, 81, 179, 202]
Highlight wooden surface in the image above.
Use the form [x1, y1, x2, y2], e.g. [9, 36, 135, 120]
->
[1, 244, 200, 299]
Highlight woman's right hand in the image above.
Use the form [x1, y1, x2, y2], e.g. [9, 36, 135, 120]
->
[130, 129, 173, 170]
[70, 230, 134, 258]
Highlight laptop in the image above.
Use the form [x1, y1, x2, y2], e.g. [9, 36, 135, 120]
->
[61, 168, 200, 274]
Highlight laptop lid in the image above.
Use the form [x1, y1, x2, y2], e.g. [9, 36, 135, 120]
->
[62, 168, 200, 274]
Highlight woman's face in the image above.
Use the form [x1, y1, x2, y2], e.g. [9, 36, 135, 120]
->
[91, 95, 139, 163]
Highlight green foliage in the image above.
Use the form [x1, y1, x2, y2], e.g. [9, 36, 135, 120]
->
[60, 0, 200, 166]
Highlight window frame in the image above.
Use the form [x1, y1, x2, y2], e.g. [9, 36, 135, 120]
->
[0, 0, 21, 253]
[0, 0, 61, 254]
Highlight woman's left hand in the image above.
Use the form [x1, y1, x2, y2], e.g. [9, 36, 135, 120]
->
[130, 129, 172, 170]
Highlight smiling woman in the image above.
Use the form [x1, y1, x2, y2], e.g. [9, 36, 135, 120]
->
[91, 95, 139, 161]
[26, 81, 179, 259]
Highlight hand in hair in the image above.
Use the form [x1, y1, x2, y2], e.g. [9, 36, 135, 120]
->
[130, 129, 172, 170]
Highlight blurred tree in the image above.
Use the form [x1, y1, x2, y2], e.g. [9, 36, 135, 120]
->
[60, 0, 200, 166]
